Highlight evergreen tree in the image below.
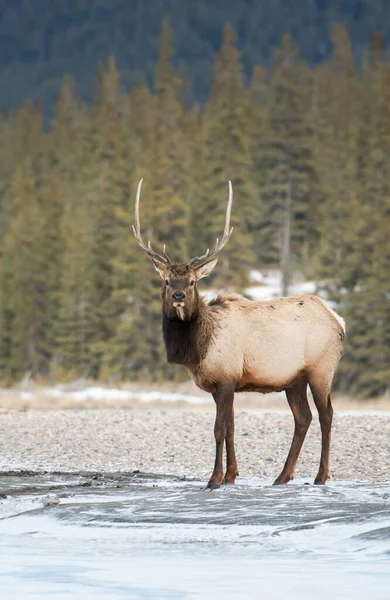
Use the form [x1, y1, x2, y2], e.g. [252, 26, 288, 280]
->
[248, 65, 271, 265]
[257, 36, 314, 294]
[87, 57, 129, 373]
[104, 21, 190, 380]
[39, 173, 64, 377]
[55, 202, 97, 378]
[191, 24, 255, 290]
[101, 83, 157, 380]
[309, 25, 360, 294]
[0, 168, 48, 378]
[335, 37, 390, 396]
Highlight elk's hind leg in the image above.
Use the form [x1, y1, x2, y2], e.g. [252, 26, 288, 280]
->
[308, 373, 334, 485]
[207, 384, 236, 489]
[273, 379, 312, 485]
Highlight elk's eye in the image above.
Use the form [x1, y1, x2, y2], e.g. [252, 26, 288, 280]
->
[165, 279, 169, 286]
[190, 280, 195, 286]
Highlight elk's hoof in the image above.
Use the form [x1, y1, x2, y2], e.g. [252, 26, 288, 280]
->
[223, 471, 238, 485]
[314, 479, 326, 485]
[207, 482, 221, 490]
[273, 475, 292, 485]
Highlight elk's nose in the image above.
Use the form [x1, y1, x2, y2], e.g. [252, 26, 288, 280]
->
[172, 291, 185, 302]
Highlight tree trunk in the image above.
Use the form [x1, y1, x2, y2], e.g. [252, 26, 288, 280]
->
[281, 178, 292, 296]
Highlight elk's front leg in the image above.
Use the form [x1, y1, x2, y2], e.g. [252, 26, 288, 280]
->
[207, 384, 236, 489]
[225, 405, 238, 484]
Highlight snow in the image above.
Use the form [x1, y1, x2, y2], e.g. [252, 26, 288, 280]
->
[201, 269, 317, 303]
[248, 269, 265, 283]
[45, 386, 209, 405]
[246, 269, 316, 301]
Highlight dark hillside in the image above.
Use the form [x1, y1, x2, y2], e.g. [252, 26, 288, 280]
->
[1, 0, 390, 114]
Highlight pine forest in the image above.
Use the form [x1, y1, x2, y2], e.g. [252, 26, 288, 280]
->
[0, 22, 389, 398]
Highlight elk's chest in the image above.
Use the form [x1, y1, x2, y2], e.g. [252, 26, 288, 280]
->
[183, 333, 243, 394]
[184, 363, 218, 395]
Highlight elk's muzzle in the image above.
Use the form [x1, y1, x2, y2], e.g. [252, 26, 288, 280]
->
[172, 291, 185, 303]
[171, 291, 186, 320]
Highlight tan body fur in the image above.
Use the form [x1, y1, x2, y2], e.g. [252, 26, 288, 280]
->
[161, 283, 345, 488]
[188, 294, 344, 395]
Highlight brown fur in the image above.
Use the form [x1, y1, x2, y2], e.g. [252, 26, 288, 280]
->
[159, 265, 344, 488]
[133, 179, 344, 489]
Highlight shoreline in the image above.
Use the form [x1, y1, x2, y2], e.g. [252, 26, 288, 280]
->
[1, 407, 388, 484]
[0, 384, 389, 412]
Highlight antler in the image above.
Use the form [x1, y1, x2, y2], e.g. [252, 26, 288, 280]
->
[188, 181, 234, 269]
[132, 179, 172, 265]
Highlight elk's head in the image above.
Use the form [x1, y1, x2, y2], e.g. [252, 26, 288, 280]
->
[132, 179, 234, 322]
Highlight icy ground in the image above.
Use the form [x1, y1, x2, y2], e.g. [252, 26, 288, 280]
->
[0, 472, 389, 599]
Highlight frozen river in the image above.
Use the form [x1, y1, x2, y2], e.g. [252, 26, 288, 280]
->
[0, 471, 389, 599]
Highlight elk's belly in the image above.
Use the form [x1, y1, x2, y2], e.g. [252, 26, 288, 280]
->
[236, 370, 302, 393]
[237, 328, 307, 392]
[186, 355, 305, 395]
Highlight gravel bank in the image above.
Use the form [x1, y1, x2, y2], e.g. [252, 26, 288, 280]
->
[0, 407, 389, 482]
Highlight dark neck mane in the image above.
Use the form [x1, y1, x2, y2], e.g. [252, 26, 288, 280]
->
[162, 300, 213, 366]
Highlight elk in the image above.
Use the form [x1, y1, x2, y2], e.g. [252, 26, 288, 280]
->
[133, 179, 345, 489]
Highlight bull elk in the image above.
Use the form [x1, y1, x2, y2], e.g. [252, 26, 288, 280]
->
[133, 179, 345, 488]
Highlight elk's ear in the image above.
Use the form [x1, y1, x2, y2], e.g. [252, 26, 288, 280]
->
[151, 258, 167, 279]
[196, 257, 219, 280]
